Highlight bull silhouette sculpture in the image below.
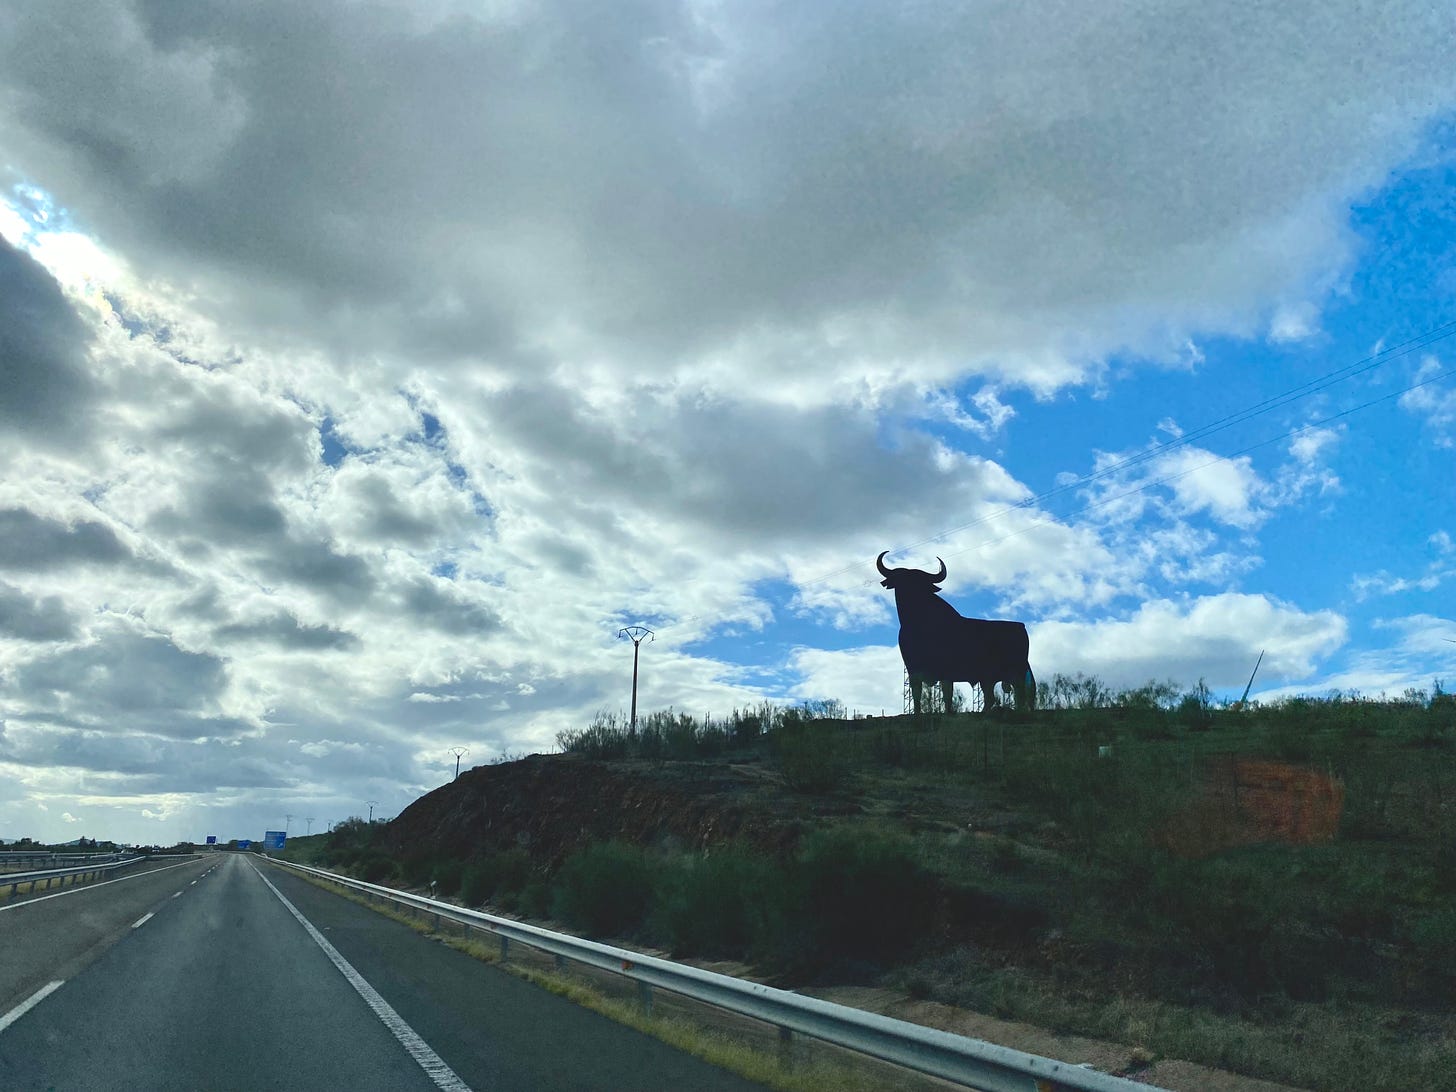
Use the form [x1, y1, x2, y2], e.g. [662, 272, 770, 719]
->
[878, 552, 1035, 716]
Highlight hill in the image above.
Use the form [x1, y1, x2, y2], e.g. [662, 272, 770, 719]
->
[287, 685, 1456, 1091]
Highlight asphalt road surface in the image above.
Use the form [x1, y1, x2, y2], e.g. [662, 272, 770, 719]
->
[0, 853, 764, 1091]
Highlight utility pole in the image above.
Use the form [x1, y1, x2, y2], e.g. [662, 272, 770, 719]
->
[305, 817, 315, 836]
[284, 813, 293, 835]
[618, 626, 654, 732]
[367, 800, 379, 823]
[449, 747, 470, 781]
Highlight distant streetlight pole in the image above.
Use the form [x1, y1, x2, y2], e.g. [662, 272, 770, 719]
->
[367, 800, 379, 823]
[284, 813, 293, 835]
[618, 626, 654, 732]
[449, 747, 470, 780]
[305, 817, 315, 836]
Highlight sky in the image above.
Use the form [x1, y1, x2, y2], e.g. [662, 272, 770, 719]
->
[1, 1, 1453, 846]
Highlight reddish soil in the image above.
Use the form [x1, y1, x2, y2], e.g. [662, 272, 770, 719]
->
[1162, 757, 1345, 857]
[383, 753, 802, 868]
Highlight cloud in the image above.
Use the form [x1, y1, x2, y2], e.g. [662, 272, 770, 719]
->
[11, 624, 237, 734]
[0, 236, 97, 442]
[0, 583, 79, 641]
[1351, 530, 1456, 600]
[1400, 355, 1456, 445]
[1031, 593, 1346, 690]
[0, 508, 131, 571]
[213, 613, 360, 652]
[1, 2, 1451, 394]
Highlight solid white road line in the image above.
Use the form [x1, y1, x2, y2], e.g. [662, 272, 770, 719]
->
[172, 891, 182, 898]
[0, 858, 203, 914]
[251, 866, 474, 1092]
[131, 912, 154, 929]
[0, 980, 64, 1035]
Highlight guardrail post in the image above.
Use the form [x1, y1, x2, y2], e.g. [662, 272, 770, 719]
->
[499, 935, 509, 962]
[778, 1026, 795, 1069]
[637, 981, 653, 1017]
[554, 953, 566, 972]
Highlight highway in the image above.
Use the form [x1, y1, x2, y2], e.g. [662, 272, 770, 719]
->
[0, 853, 763, 1091]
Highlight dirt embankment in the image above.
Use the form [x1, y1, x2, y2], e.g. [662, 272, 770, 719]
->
[382, 753, 799, 869]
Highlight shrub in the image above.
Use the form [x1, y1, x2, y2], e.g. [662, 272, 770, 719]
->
[783, 827, 938, 970]
[459, 863, 491, 906]
[359, 852, 397, 884]
[431, 858, 464, 898]
[551, 841, 658, 938]
[777, 723, 850, 793]
[468, 847, 531, 904]
[654, 848, 780, 958]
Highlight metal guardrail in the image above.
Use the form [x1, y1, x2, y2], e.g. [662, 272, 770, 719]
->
[0, 851, 125, 869]
[3, 855, 146, 896]
[267, 858, 1160, 1092]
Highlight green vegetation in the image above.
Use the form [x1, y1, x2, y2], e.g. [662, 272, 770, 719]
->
[283, 676, 1456, 1091]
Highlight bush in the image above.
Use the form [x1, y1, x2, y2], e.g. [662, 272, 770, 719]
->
[777, 723, 850, 793]
[551, 842, 658, 938]
[464, 847, 531, 905]
[780, 828, 938, 971]
[359, 852, 397, 884]
[459, 864, 491, 906]
[654, 848, 780, 958]
[431, 858, 464, 897]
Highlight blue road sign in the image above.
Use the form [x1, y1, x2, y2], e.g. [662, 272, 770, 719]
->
[264, 830, 286, 850]
[205, 835, 217, 844]
[237, 839, 252, 849]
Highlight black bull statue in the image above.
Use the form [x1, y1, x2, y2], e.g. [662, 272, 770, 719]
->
[877, 552, 1035, 715]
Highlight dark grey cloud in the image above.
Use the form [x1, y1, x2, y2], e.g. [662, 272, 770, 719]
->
[214, 612, 359, 651]
[257, 535, 375, 599]
[148, 468, 288, 546]
[0, 507, 130, 571]
[2, 2, 1450, 378]
[0, 583, 78, 641]
[483, 381, 1014, 545]
[0, 727, 289, 791]
[15, 629, 228, 723]
[398, 576, 500, 636]
[0, 236, 96, 439]
[345, 472, 443, 546]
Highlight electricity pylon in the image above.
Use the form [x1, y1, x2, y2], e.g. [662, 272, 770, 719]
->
[617, 626, 654, 731]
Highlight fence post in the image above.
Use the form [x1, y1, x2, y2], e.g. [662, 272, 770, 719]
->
[777, 1026, 795, 1069]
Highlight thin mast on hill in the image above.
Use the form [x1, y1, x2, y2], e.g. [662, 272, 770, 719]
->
[618, 625, 654, 733]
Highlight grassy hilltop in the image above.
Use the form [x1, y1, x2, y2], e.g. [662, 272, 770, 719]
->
[281, 676, 1456, 1091]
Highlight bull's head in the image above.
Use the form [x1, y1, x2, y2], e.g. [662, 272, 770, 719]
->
[876, 551, 947, 591]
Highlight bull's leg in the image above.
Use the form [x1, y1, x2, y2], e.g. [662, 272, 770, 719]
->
[939, 680, 954, 714]
[976, 679, 998, 712]
[1014, 666, 1036, 710]
[910, 676, 924, 717]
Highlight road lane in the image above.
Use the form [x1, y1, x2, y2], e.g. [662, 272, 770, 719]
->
[0, 853, 444, 1091]
[1, 854, 764, 1090]
[262, 862, 764, 1091]
[0, 854, 216, 1015]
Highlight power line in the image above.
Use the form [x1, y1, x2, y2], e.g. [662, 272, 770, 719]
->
[930, 359, 1456, 566]
[798, 316, 1456, 590]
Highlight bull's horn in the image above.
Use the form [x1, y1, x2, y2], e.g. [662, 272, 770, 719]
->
[876, 551, 893, 578]
[931, 557, 947, 582]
